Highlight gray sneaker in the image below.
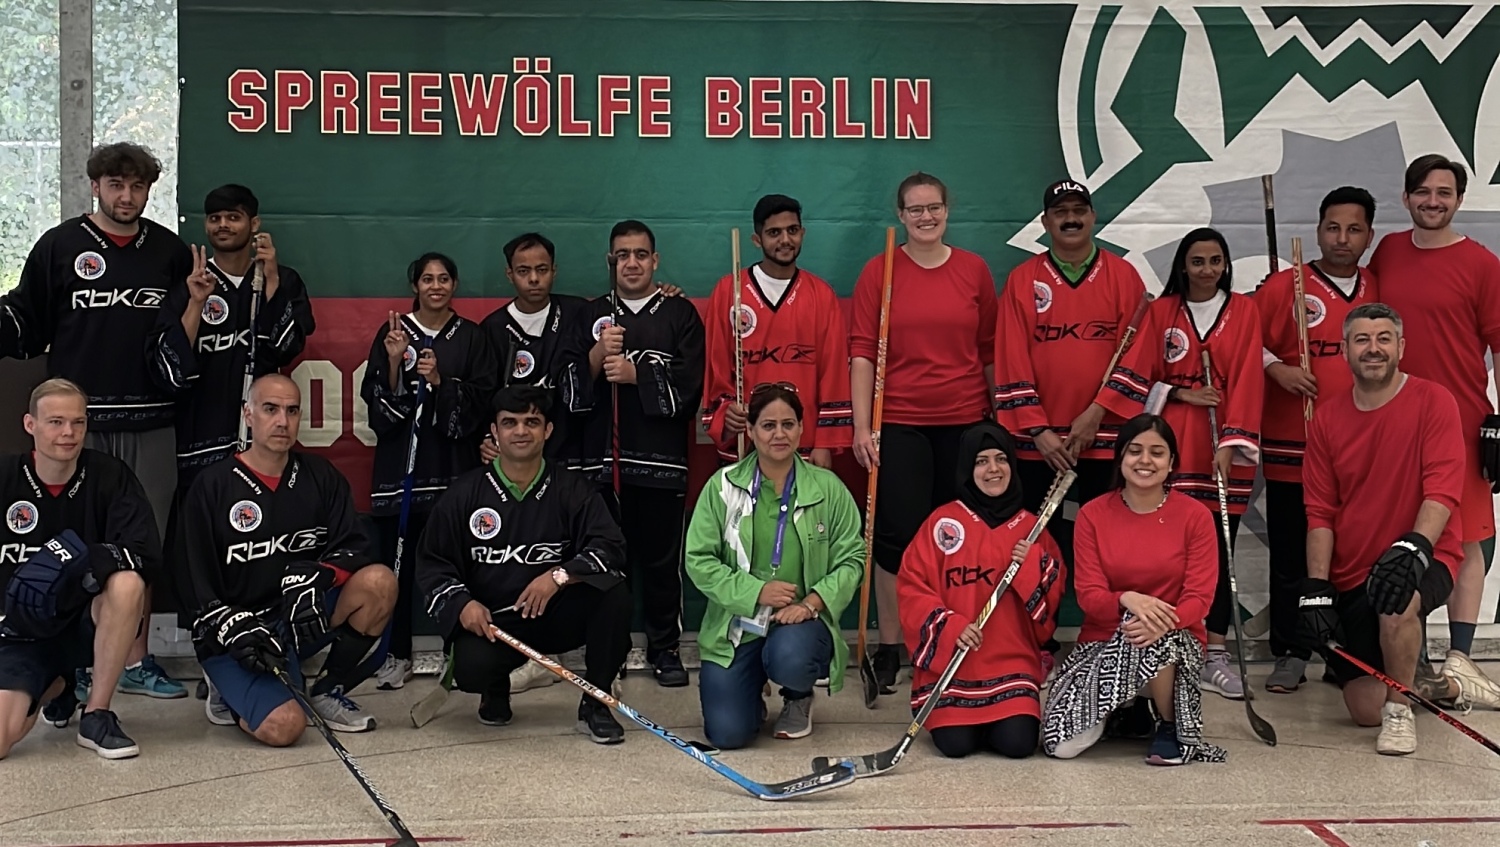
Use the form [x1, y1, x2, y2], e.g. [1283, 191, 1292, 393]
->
[1265, 656, 1307, 693]
[309, 687, 376, 733]
[205, 679, 236, 726]
[773, 695, 813, 740]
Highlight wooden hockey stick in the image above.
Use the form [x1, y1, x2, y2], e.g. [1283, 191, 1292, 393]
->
[732, 228, 745, 460]
[1262, 174, 1278, 276]
[1098, 291, 1154, 393]
[1290, 237, 1313, 421]
[856, 226, 897, 709]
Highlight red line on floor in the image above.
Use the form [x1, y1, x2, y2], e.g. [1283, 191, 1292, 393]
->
[621, 822, 1127, 837]
[1263, 817, 1500, 825]
[14, 838, 464, 847]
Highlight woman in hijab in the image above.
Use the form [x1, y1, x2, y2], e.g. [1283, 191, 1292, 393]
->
[896, 421, 1066, 759]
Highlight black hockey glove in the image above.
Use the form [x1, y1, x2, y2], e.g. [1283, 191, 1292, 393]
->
[1296, 578, 1339, 656]
[1365, 532, 1432, 616]
[195, 605, 285, 675]
[1482, 415, 1500, 493]
[280, 561, 335, 652]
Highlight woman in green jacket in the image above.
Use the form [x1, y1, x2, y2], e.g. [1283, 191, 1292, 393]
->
[685, 383, 865, 749]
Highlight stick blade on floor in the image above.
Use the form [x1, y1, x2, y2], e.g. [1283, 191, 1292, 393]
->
[860, 653, 879, 709]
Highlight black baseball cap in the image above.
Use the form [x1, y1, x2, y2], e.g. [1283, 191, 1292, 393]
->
[1043, 180, 1092, 210]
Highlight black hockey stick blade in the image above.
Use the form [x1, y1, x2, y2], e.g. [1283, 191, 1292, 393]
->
[859, 652, 879, 708]
[1328, 641, 1500, 756]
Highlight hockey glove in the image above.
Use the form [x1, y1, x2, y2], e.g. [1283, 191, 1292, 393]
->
[280, 561, 335, 652]
[1296, 578, 1339, 655]
[195, 605, 285, 675]
[1365, 532, 1432, 616]
[2, 530, 95, 640]
[1482, 415, 1500, 493]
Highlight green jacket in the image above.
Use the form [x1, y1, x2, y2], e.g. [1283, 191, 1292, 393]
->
[684, 454, 866, 692]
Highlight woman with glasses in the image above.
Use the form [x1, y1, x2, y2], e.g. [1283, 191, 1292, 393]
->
[684, 384, 865, 749]
[849, 171, 1000, 692]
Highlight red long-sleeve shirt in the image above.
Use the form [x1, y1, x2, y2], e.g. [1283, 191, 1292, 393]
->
[850, 246, 997, 426]
[1303, 374, 1465, 592]
[1073, 491, 1218, 646]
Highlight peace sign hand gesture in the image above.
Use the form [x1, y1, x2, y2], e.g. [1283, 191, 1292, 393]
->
[187, 245, 215, 304]
[383, 311, 410, 362]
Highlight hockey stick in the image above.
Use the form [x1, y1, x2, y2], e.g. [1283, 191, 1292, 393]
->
[1326, 641, 1500, 757]
[409, 644, 456, 728]
[732, 227, 746, 460]
[487, 623, 857, 800]
[1262, 174, 1278, 275]
[1098, 291, 1154, 393]
[608, 260, 623, 497]
[1203, 349, 1277, 747]
[812, 468, 1077, 778]
[856, 226, 898, 709]
[274, 668, 420, 846]
[1290, 237, 1314, 422]
[236, 251, 265, 451]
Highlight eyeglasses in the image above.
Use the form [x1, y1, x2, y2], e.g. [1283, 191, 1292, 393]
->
[751, 381, 798, 395]
[901, 203, 947, 218]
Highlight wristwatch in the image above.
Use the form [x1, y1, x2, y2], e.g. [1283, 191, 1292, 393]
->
[551, 567, 570, 587]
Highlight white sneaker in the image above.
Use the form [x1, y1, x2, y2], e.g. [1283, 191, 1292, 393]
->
[374, 656, 413, 691]
[510, 659, 560, 694]
[1440, 650, 1500, 711]
[205, 679, 235, 726]
[1376, 702, 1416, 755]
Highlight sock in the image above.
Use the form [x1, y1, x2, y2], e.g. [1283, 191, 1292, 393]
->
[1450, 621, 1477, 657]
[311, 625, 379, 696]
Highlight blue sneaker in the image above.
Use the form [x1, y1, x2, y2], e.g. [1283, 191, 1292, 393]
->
[75, 668, 91, 702]
[116, 656, 187, 699]
[1146, 720, 1185, 766]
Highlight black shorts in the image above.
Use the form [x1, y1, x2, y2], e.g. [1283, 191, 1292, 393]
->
[1327, 563, 1453, 686]
[0, 614, 95, 715]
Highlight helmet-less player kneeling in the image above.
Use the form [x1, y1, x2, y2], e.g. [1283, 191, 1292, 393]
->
[184, 374, 397, 745]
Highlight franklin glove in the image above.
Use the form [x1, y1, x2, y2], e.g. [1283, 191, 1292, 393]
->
[280, 561, 335, 652]
[1365, 532, 1432, 616]
[195, 605, 285, 675]
[1483, 415, 1500, 493]
[1296, 578, 1339, 655]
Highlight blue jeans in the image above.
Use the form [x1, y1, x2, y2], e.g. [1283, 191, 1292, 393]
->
[699, 620, 832, 750]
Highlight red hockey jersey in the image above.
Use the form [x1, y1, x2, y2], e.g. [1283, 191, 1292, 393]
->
[1254, 264, 1376, 483]
[1102, 293, 1264, 514]
[700, 267, 853, 460]
[898, 502, 1065, 729]
[994, 249, 1148, 460]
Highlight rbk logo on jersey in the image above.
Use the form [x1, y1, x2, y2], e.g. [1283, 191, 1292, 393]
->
[744, 344, 815, 365]
[198, 329, 251, 353]
[469, 542, 565, 566]
[225, 527, 325, 564]
[1033, 321, 1117, 343]
[0, 543, 41, 564]
[70, 288, 166, 310]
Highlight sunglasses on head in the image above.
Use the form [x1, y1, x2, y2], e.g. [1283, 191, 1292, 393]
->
[750, 381, 798, 396]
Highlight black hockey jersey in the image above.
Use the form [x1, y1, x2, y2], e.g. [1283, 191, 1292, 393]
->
[0, 449, 160, 589]
[0, 216, 192, 432]
[182, 451, 372, 617]
[481, 294, 589, 460]
[359, 313, 497, 518]
[558, 290, 705, 490]
[151, 260, 316, 488]
[416, 460, 626, 637]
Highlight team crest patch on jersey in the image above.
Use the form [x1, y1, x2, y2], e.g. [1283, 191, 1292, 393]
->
[1304, 294, 1327, 328]
[74, 251, 106, 281]
[402, 345, 417, 371]
[5, 501, 38, 534]
[1032, 281, 1053, 314]
[933, 518, 965, 554]
[591, 315, 615, 340]
[732, 304, 757, 338]
[202, 295, 230, 325]
[512, 349, 536, 379]
[229, 500, 262, 533]
[470, 508, 501, 540]
[1163, 327, 1189, 364]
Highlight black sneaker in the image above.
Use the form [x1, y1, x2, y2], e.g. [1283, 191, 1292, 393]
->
[652, 650, 689, 688]
[42, 688, 80, 728]
[76, 709, 139, 760]
[1145, 720, 1185, 766]
[577, 698, 624, 744]
[478, 688, 512, 726]
[1105, 697, 1157, 740]
[873, 644, 901, 694]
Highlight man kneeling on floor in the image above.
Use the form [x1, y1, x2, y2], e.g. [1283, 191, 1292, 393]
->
[1300, 303, 1470, 755]
[417, 386, 631, 743]
[185, 375, 397, 744]
[0, 379, 156, 759]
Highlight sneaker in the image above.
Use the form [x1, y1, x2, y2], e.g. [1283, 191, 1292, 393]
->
[1200, 650, 1245, 700]
[1265, 656, 1307, 694]
[652, 650, 689, 688]
[1376, 701, 1417, 755]
[75, 667, 91, 702]
[42, 687, 79, 728]
[204, 679, 235, 727]
[76, 709, 139, 760]
[1440, 650, 1500, 711]
[374, 656, 413, 691]
[511, 659, 560, 694]
[310, 687, 376, 733]
[873, 645, 901, 694]
[773, 695, 813, 739]
[117, 656, 187, 699]
[478, 689, 512, 726]
[1104, 697, 1157, 740]
[577, 698, 624, 744]
[1413, 659, 1450, 701]
[1145, 720, 1185, 766]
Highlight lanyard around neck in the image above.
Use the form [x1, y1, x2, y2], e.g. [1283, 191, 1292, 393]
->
[750, 462, 796, 571]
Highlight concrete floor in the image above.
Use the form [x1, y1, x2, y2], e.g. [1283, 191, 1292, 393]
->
[2, 661, 1498, 847]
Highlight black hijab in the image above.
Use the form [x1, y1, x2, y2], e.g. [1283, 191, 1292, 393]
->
[955, 421, 1025, 528]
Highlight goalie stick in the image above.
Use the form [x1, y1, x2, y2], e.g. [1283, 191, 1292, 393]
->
[488, 623, 857, 800]
[810, 468, 1076, 778]
[1326, 642, 1500, 757]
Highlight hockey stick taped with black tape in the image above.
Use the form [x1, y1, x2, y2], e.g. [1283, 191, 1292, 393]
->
[1327, 641, 1500, 757]
[274, 668, 420, 846]
[487, 623, 857, 800]
[810, 468, 1076, 778]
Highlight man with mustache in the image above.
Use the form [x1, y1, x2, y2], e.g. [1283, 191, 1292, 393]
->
[1300, 303, 1464, 754]
[1368, 154, 1500, 710]
[0, 142, 192, 702]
